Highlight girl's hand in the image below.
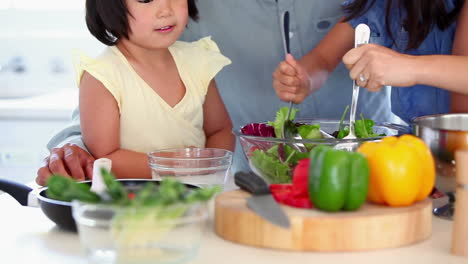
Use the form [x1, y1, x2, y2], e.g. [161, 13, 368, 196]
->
[273, 54, 312, 104]
[343, 44, 417, 91]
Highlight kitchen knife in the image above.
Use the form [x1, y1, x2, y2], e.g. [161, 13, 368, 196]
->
[234, 171, 291, 229]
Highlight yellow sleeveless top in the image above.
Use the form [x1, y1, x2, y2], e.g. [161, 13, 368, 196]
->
[73, 37, 231, 153]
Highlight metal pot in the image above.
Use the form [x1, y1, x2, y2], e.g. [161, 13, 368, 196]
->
[0, 178, 198, 232]
[413, 113, 468, 193]
[413, 113, 468, 220]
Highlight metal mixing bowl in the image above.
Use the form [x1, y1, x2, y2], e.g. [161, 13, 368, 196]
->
[413, 113, 468, 193]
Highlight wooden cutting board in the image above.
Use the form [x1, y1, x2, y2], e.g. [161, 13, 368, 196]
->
[214, 190, 432, 251]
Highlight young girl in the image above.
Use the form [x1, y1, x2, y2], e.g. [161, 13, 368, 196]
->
[273, 0, 464, 124]
[77, 0, 235, 179]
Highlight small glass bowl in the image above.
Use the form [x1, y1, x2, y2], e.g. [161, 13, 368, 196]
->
[148, 148, 233, 187]
[72, 201, 209, 264]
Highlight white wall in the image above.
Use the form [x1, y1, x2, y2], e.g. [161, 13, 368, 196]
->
[0, 2, 104, 183]
[0, 3, 105, 97]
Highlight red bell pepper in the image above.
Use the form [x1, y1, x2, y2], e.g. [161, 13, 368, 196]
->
[269, 158, 313, 209]
[292, 158, 309, 197]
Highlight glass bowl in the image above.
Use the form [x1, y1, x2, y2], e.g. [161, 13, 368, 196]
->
[72, 201, 209, 264]
[234, 119, 410, 184]
[147, 148, 233, 187]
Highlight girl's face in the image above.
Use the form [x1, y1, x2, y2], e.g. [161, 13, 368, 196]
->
[124, 0, 189, 49]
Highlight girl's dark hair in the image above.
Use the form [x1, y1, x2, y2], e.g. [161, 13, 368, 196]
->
[343, 0, 465, 51]
[86, 0, 199, 46]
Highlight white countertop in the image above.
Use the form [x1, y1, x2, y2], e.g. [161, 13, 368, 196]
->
[0, 88, 77, 120]
[0, 191, 467, 264]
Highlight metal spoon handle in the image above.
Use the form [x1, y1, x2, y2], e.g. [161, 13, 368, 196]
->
[348, 24, 370, 138]
[281, 11, 290, 55]
[285, 101, 293, 122]
[349, 81, 359, 137]
[281, 11, 292, 122]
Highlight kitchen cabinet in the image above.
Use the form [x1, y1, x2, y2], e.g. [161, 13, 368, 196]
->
[0, 89, 77, 183]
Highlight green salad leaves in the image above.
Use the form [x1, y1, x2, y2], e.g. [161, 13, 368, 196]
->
[46, 169, 220, 206]
[248, 106, 383, 184]
[250, 106, 322, 184]
[47, 171, 219, 254]
[335, 106, 385, 139]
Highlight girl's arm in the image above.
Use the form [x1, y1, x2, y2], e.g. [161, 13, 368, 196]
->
[79, 72, 151, 179]
[451, 0, 468, 112]
[202, 80, 235, 151]
[273, 19, 354, 103]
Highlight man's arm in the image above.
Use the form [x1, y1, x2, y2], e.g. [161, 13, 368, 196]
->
[46, 108, 87, 151]
[36, 107, 95, 186]
[273, 20, 355, 103]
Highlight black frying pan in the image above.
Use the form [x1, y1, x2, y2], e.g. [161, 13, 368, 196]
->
[0, 178, 198, 232]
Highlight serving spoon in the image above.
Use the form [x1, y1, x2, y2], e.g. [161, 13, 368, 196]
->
[335, 24, 370, 151]
[279, 11, 307, 153]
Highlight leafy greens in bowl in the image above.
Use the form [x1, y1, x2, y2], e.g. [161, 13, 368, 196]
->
[46, 172, 220, 264]
[235, 107, 410, 184]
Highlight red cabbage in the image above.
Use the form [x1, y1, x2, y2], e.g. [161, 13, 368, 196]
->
[241, 123, 275, 137]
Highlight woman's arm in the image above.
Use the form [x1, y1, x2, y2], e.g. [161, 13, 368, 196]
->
[413, 55, 468, 93]
[273, 19, 354, 103]
[79, 72, 151, 179]
[342, 1, 468, 94]
[343, 44, 468, 93]
[451, 0, 468, 113]
[202, 80, 235, 151]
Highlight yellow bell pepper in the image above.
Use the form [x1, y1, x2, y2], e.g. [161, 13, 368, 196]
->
[357, 135, 435, 206]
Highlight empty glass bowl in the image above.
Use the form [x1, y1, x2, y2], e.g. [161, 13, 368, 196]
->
[148, 148, 233, 187]
[72, 201, 209, 264]
[234, 119, 410, 184]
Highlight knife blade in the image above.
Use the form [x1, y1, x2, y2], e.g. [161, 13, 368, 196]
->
[234, 171, 291, 229]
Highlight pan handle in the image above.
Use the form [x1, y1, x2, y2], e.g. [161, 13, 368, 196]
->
[0, 178, 33, 206]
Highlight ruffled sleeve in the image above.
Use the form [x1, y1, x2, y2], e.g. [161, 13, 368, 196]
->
[193, 37, 231, 89]
[71, 49, 122, 110]
[171, 36, 231, 95]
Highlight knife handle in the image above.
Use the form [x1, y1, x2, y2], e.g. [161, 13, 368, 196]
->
[234, 171, 271, 195]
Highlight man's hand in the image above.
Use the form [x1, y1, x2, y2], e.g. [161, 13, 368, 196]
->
[36, 143, 95, 186]
[273, 54, 312, 104]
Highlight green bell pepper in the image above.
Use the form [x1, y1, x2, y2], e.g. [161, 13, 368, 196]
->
[308, 145, 369, 211]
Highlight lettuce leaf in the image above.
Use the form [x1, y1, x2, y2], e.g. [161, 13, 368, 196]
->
[250, 149, 291, 184]
[297, 124, 321, 140]
[283, 144, 309, 165]
[268, 106, 298, 139]
[250, 144, 310, 184]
